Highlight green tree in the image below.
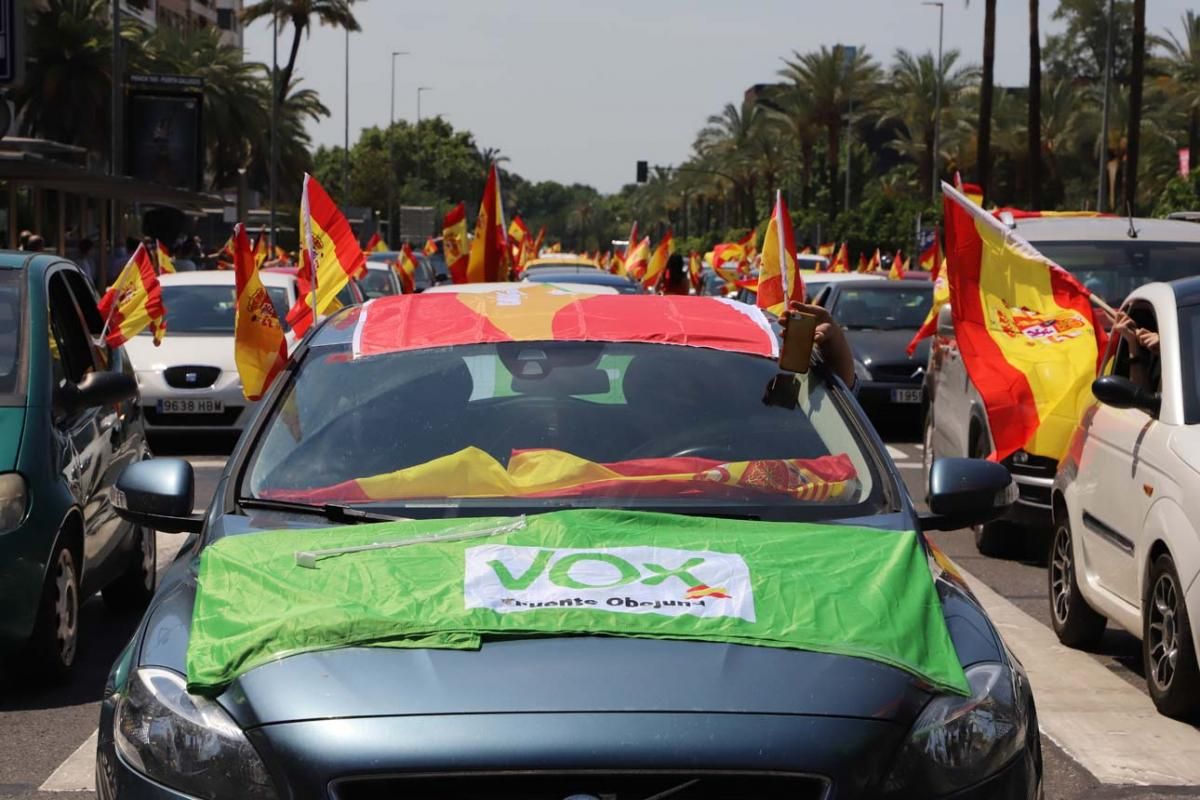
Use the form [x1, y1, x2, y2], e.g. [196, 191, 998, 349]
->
[1029, 0, 1043, 208]
[1044, 0, 1134, 84]
[241, 0, 360, 106]
[1153, 12, 1200, 170]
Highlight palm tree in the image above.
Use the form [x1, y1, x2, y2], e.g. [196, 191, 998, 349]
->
[978, 0, 998, 205]
[1153, 12, 1200, 171]
[778, 45, 880, 217]
[1125, 0, 1146, 212]
[1029, 0, 1043, 208]
[882, 49, 978, 199]
[246, 72, 330, 204]
[242, 0, 360, 106]
[696, 98, 766, 225]
[14, 0, 114, 156]
[758, 85, 819, 208]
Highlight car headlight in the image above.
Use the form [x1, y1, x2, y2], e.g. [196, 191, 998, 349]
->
[114, 668, 278, 800]
[0, 472, 28, 531]
[883, 662, 1029, 795]
[854, 359, 873, 384]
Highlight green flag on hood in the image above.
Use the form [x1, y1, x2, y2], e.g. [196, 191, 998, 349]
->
[186, 509, 969, 696]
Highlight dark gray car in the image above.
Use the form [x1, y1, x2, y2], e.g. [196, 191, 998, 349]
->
[99, 296, 1039, 800]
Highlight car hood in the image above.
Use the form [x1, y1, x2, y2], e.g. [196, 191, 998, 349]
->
[123, 334, 236, 372]
[0, 406, 25, 471]
[849, 328, 928, 368]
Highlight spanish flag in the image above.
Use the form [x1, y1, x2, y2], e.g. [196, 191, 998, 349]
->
[155, 241, 176, 274]
[738, 229, 757, 263]
[818, 242, 835, 259]
[274, 245, 292, 266]
[253, 228, 268, 270]
[688, 251, 703, 291]
[532, 225, 546, 259]
[442, 202, 469, 283]
[641, 229, 674, 290]
[919, 236, 939, 270]
[508, 215, 529, 272]
[888, 250, 906, 280]
[954, 171, 984, 207]
[756, 190, 802, 316]
[624, 236, 650, 281]
[831, 242, 849, 273]
[395, 242, 418, 294]
[856, 252, 869, 273]
[233, 224, 287, 401]
[286, 173, 367, 336]
[942, 181, 1106, 462]
[423, 237, 438, 257]
[867, 248, 882, 273]
[467, 163, 507, 283]
[364, 232, 388, 254]
[906, 257, 949, 356]
[623, 222, 639, 266]
[98, 244, 165, 348]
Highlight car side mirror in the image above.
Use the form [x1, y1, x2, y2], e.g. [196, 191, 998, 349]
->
[935, 303, 954, 338]
[112, 458, 203, 534]
[920, 457, 1017, 532]
[57, 371, 137, 416]
[1092, 375, 1160, 415]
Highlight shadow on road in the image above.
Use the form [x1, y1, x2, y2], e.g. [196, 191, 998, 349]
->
[0, 595, 141, 712]
[149, 432, 239, 457]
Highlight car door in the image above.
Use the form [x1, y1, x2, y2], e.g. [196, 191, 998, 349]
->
[1075, 300, 1162, 604]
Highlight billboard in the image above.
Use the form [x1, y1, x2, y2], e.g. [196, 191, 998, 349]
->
[126, 75, 204, 191]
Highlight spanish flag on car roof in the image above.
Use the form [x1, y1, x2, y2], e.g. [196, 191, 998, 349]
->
[942, 181, 1107, 462]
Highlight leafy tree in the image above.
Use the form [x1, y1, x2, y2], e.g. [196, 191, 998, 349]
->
[1044, 0, 1135, 84]
[241, 0, 360, 106]
[1153, 12, 1200, 170]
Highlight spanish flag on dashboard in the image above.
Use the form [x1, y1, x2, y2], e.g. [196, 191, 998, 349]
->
[98, 244, 165, 348]
[233, 224, 286, 401]
[942, 181, 1106, 463]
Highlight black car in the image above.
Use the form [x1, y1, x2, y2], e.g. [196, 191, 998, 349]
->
[814, 279, 933, 415]
[100, 290, 1038, 799]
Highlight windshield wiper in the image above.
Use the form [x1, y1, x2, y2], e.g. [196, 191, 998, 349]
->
[237, 497, 406, 524]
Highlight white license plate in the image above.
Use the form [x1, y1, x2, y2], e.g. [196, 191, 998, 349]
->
[157, 398, 224, 414]
[891, 388, 923, 404]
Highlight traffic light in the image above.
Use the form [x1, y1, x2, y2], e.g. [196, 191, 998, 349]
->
[636, 160, 648, 183]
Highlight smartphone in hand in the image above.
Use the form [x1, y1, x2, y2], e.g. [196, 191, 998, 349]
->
[779, 312, 816, 374]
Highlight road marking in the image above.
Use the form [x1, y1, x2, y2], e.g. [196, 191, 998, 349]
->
[186, 458, 227, 468]
[895, 462, 924, 470]
[956, 560, 1200, 786]
[39, 730, 96, 792]
[885, 444, 909, 460]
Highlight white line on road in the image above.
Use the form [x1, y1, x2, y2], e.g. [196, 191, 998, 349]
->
[39, 730, 96, 792]
[956, 560, 1200, 786]
[186, 458, 227, 468]
[885, 444, 909, 460]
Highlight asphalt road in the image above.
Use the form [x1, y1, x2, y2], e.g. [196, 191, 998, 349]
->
[1, 423, 1198, 799]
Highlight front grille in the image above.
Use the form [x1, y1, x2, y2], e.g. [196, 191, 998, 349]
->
[869, 362, 922, 382]
[163, 365, 221, 389]
[1006, 453, 1058, 479]
[1017, 481, 1053, 507]
[144, 407, 243, 427]
[332, 772, 830, 800]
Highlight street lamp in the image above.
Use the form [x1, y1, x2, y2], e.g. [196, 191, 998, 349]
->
[417, 86, 433, 124]
[388, 52, 410, 247]
[390, 51, 410, 129]
[922, 1, 944, 202]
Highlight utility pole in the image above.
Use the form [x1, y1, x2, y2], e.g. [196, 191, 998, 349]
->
[269, 10, 278, 246]
[1097, 0, 1115, 211]
[923, 2, 945, 203]
[388, 51, 409, 244]
[342, 28, 350, 202]
[110, 0, 122, 250]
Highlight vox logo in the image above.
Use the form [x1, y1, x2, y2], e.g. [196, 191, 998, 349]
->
[463, 544, 755, 622]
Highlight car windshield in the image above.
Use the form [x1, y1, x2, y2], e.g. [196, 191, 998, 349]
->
[526, 272, 639, 293]
[151, 284, 291, 334]
[244, 340, 883, 521]
[0, 271, 22, 401]
[832, 287, 932, 330]
[359, 268, 396, 299]
[1035, 241, 1200, 307]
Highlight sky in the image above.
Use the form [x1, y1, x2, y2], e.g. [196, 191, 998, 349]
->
[244, 0, 1195, 194]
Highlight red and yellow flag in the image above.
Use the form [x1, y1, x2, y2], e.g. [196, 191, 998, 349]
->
[943, 181, 1107, 462]
[688, 251, 703, 291]
[252, 229, 268, 270]
[274, 245, 292, 266]
[624, 236, 650, 281]
[867, 248, 882, 273]
[155, 241, 176, 274]
[641, 230, 674, 290]
[907, 257, 949, 356]
[395, 242, 419, 294]
[467, 163, 508, 283]
[532, 226, 546, 259]
[856, 252, 869, 273]
[233, 223, 287, 401]
[364, 232, 388, 254]
[818, 242, 835, 259]
[286, 173, 367, 336]
[919, 235, 939, 270]
[98, 244, 165, 348]
[738, 229, 757, 264]
[888, 250, 906, 280]
[442, 202, 469, 283]
[423, 237, 438, 257]
[954, 171, 984, 207]
[508, 216, 530, 273]
[831, 242, 849, 273]
[756, 190, 803, 316]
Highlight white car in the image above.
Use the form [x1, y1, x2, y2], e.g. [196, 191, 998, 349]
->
[125, 271, 296, 436]
[1050, 278, 1200, 718]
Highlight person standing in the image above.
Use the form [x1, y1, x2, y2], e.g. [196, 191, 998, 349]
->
[661, 253, 690, 296]
[76, 238, 97, 288]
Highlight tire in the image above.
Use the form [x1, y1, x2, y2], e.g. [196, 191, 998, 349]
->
[971, 428, 1018, 558]
[1048, 517, 1106, 648]
[1143, 552, 1200, 719]
[25, 543, 80, 681]
[102, 526, 157, 612]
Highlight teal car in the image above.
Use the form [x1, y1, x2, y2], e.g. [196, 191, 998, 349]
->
[0, 253, 150, 679]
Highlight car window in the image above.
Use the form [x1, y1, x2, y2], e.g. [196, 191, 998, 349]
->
[831, 287, 932, 330]
[1036, 241, 1200, 307]
[1179, 303, 1200, 424]
[47, 272, 95, 386]
[359, 268, 397, 299]
[244, 341, 883, 522]
[1103, 302, 1161, 410]
[149, 284, 291, 335]
[0, 271, 24, 403]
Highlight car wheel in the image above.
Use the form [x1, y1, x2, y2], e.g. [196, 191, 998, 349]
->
[1144, 553, 1200, 719]
[26, 544, 80, 680]
[102, 526, 157, 612]
[1048, 517, 1105, 648]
